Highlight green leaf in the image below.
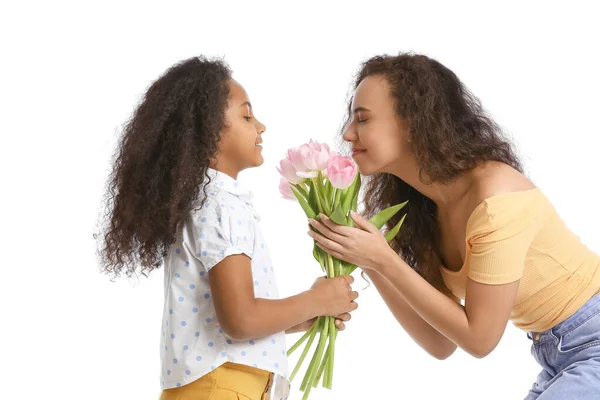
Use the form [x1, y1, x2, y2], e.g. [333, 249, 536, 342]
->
[324, 179, 334, 202]
[315, 172, 330, 214]
[347, 176, 361, 227]
[329, 205, 347, 225]
[291, 187, 317, 219]
[293, 183, 309, 200]
[312, 245, 320, 263]
[307, 179, 319, 214]
[312, 245, 327, 272]
[341, 173, 360, 215]
[333, 188, 342, 210]
[369, 200, 408, 230]
[384, 213, 407, 242]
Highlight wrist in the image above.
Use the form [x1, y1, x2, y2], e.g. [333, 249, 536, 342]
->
[302, 289, 323, 318]
[374, 246, 396, 273]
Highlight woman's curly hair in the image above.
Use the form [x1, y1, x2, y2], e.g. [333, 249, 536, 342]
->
[344, 53, 523, 292]
[98, 56, 232, 278]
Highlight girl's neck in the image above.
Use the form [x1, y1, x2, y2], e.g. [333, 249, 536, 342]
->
[210, 159, 240, 180]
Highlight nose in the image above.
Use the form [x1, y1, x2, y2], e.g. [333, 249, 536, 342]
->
[255, 118, 266, 135]
[342, 122, 357, 143]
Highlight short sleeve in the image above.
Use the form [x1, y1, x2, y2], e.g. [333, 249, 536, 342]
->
[466, 199, 540, 285]
[191, 203, 255, 272]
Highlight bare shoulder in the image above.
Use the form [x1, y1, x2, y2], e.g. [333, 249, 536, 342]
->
[468, 161, 536, 208]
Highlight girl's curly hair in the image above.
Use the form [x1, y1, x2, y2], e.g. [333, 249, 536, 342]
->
[98, 56, 232, 278]
[345, 53, 523, 292]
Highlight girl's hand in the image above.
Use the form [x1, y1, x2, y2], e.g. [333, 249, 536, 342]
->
[309, 275, 359, 316]
[308, 211, 395, 271]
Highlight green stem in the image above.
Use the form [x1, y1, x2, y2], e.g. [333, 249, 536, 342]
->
[287, 319, 317, 356]
[326, 254, 335, 279]
[325, 316, 337, 389]
[290, 320, 319, 381]
[314, 341, 330, 388]
[301, 317, 330, 395]
[300, 318, 325, 390]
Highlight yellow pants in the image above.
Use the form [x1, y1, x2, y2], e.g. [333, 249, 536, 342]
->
[160, 362, 274, 400]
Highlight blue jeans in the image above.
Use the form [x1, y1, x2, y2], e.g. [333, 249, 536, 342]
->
[525, 293, 600, 399]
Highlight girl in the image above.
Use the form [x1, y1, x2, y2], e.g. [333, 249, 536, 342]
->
[98, 56, 358, 400]
[307, 53, 600, 399]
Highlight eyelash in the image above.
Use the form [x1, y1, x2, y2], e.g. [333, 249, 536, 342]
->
[244, 116, 253, 122]
[357, 119, 367, 124]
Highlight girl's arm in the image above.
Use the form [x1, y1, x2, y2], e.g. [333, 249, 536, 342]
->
[209, 254, 358, 341]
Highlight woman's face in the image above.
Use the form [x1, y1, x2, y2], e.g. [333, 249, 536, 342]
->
[343, 75, 411, 176]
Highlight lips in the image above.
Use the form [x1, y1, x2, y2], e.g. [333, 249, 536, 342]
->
[352, 148, 365, 156]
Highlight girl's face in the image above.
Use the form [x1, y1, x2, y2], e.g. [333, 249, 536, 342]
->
[216, 79, 266, 175]
[342, 75, 412, 176]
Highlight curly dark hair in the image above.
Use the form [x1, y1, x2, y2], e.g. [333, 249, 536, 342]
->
[344, 53, 523, 292]
[98, 56, 232, 278]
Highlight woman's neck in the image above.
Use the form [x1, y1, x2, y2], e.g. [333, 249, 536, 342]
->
[388, 162, 476, 210]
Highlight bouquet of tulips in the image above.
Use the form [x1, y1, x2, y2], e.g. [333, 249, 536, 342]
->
[277, 140, 408, 399]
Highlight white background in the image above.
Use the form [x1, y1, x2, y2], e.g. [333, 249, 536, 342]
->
[1, 1, 599, 399]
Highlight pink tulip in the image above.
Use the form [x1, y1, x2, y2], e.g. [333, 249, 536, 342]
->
[279, 177, 297, 200]
[286, 147, 309, 174]
[327, 153, 357, 189]
[277, 158, 305, 184]
[296, 140, 331, 178]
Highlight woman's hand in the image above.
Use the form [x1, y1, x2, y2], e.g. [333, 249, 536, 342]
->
[307, 211, 395, 270]
[286, 312, 353, 334]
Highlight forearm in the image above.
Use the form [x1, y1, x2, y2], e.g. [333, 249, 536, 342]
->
[226, 291, 320, 340]
[377, 255, 486, 358]
[366, 270, 456, 359]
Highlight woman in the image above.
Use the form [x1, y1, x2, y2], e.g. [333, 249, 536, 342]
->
[307, 53, 600, 399]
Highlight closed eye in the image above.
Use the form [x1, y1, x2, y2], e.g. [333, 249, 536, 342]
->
[244, 116, 253, 122]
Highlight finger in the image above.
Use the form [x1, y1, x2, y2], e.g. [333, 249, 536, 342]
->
[309, 218, 347, 244]
[319, 214, 354, 237]
[340, 274, 355, 285]
[315, 243, 347, 262]
[335, 312, 352, 322]
[335, 320, 345, 331]
[350, 291, 359, 301]
[312, 238, 346, 260]
[350, 211, 378, 234]
[349, 301, 359, 311]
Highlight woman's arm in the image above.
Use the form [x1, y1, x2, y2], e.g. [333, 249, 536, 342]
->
[209, 254, 359, 341]
[374, 252, 518, 358]
[365, 270, 458, 359]
[308, 212, 519, 358]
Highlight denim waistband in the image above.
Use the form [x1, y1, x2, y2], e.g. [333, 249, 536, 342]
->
[527, 293, 600, 343]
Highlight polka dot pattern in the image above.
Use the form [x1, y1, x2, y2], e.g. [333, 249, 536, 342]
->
[159, 169, 287, 394]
